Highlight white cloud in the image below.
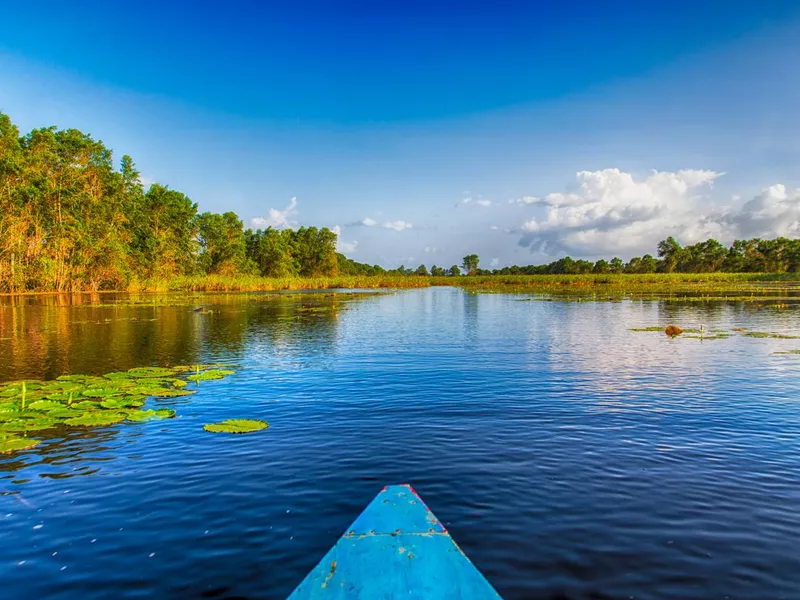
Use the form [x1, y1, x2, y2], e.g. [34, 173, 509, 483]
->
[489, 225, 499, 230]
[338, 239, 358, 253]
[351, 217, 413, 231]
[721, 184, 800, 238]
[423, 246, 438, 253]
[490, 258, 500, 267]
[510, 196, 542, 205]
[516, 168, 725, 255]
[383, 220, 412, 231]
[458, 196, 492, 208]
[251, 197, 298, 229]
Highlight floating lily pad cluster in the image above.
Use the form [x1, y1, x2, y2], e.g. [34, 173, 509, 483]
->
[0, 365, 236, 454]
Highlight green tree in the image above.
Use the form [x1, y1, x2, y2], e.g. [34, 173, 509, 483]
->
[449, 265, 461, 276]
[462, 254, 480, 275]
[197, 211, 247, 275]
[415, 264, 429, 276]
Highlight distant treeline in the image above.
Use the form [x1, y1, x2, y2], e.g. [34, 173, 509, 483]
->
[344, 237, 800, 278]
[1, 111, 797, 293]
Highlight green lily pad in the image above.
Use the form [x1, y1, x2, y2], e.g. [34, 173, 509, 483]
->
[203, 419, 268, 434]
[0, 419, 59, 432]
[65, 413, 127, 427]
[28, 400, 65, 411]
[104, 371, 134, 380]
[127, 367, 176, 378]
[72, 400, 102, 410]
[47, 408, 85, 419]
[101, 397, 146, 409]
[126, 409, 176, 422]
[0, 412, 25, 422]
[0, 436, 41, 453]
[57, 374, 90, 382]
[140, 388, 195, 398]
[82, 387, 126, 398]
[187, 369, 236, 382]
[171, 379, 188, 389]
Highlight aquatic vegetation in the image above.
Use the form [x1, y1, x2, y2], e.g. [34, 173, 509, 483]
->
[126, 409, 176, 422]
[773, 350, 800, 355]
[0, 436, 41, 453]
[65, 413, 128, 427]
[629, 326, 665, 332]
[28, 400, 64, 411]
[743, 332, 800, 339]
[0, 365, 237, 452]
[187, 369, 236, 382]
[684, 334, 732, 340]
[203, 419, 268, 433]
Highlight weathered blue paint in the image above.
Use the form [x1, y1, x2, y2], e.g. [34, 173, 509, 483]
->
[288, 484, 502, 599]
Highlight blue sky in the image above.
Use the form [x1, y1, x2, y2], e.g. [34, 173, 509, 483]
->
[2, 1, 799, 267]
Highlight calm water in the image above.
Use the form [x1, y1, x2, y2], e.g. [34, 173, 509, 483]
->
[2, 288, 800, 599]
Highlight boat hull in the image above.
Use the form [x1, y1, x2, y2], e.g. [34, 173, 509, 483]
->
[288, 484, 501, 599]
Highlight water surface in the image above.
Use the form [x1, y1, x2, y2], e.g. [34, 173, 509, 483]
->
[2, 288, 800, 599]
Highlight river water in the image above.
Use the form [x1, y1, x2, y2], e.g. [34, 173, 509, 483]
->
[1, 288, 800, 599]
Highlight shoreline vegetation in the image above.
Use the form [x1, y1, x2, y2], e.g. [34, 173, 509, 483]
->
[1, 111, 799, 296]
[1, 272, 799, 302]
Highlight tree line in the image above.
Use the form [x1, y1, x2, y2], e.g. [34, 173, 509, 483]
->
[382, 238, 800, 278]
[1, 110, 797, 292]
[0, 111, 343, 292]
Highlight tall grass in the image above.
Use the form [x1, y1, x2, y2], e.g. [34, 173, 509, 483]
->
[4, 272, 799, 298]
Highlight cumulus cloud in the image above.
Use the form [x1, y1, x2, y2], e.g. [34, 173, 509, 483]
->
[349, 217, 412, 231]
[720, 184, 800, 238]
[252, 197, 298, 229]
[338, 239, 358, 253]
[516, 168, 726, 255]
[457, 195, 492, 208]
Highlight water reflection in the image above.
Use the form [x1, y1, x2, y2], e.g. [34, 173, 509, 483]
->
[0, 291, 373, 382]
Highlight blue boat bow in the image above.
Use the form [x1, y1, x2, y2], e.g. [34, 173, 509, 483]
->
[288, 484, 502, 599]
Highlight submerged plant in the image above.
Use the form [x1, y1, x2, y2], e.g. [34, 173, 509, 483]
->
[203, 419, 268, 434]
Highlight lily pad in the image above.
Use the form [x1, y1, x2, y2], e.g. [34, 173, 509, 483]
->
[140, 388, 195, 398]
[48, 408, 85, 419]
[28, 400, 64, 412]
[104, 371, 133, 380]
[203, 419, 268, 434]
[65, 413, 127, 427]
[0, 419, 59, 432]
[72, 400, 102, 410]
[82, 387, 126, 398]
[127, 367, 176, 378]
[187, 370, 236, 382]
[126, 409, 176, 422]
[0, 436, 41, 453]
[101, 397, 146, 409]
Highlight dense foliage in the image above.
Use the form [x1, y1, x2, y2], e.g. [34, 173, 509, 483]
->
[0, 112, 339, 292]
[1, 110, 797, 292]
